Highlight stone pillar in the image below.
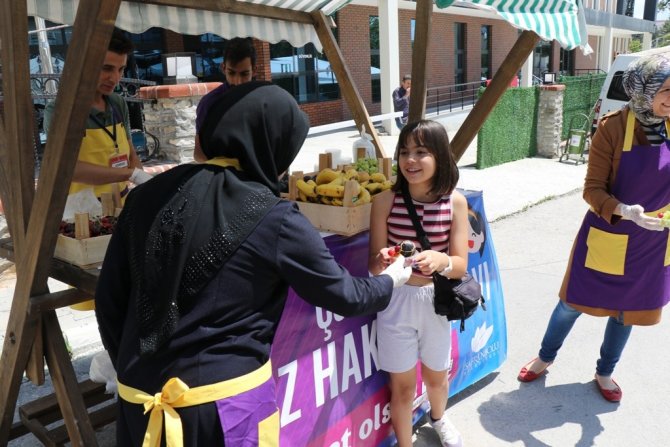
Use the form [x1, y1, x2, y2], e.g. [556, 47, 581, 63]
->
[536, 84, 565, 158]
[139, 82, 221, 163]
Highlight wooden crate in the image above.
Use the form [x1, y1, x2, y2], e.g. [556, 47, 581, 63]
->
[284, 152, 392, 236]
[295, 200, 372, 236]
[54, 234, 111, 268]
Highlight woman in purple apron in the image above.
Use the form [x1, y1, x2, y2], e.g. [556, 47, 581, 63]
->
[517, 53, 670, 402]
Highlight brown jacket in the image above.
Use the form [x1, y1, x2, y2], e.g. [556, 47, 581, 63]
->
[558, 107, 662, 325]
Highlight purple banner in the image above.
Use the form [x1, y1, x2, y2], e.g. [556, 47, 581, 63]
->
[271, 190, 507, 446]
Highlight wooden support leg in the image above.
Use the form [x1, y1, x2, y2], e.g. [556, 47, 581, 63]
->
[42, 311, 99, 447]
[0, 310, 40, 445]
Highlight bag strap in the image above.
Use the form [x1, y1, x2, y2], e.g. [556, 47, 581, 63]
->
[401, 184, 431, 251]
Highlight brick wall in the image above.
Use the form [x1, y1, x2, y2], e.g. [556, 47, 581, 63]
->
[337, 5, 377, 121]
[489, 24, 519, 80]
[300, 100, 344, 127]
[254, 40, 271, 81]
[575, 36, 599, 71]
[163, 30, 185, 53]
[333, 6, 521, 123]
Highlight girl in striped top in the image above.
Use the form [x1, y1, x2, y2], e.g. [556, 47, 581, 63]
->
[369, 120, 468, 447]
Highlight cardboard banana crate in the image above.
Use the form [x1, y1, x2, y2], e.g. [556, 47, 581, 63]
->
[287, 171, 372, 237]
[294, 200, 372, 237]
[284, 153, 392, 236]
[54, 234, 112, 268]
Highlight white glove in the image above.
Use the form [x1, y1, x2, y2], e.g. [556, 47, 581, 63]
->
[380, 255, 412, 288]
[129, 168, 153, 185]
[619, 204, 664, 231]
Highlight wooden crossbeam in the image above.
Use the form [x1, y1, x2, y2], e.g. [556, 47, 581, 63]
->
[450, 30, 541, 161]
[0, 0, 35, 253]
[0, 1, 123, 444]
[142, 0, 314, 24]
[311, 10, 386, 158]
[408, 0, 433, 124]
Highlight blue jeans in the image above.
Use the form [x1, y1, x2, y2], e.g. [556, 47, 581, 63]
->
[538, 300, 632, 376]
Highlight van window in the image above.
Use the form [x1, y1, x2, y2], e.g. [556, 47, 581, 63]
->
[607, 71, 630, 102]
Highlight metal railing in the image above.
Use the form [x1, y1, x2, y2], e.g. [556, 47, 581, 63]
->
[571, 68, 607, 76]
[0, 74, 156, 102]
[425, 80, 483, 115]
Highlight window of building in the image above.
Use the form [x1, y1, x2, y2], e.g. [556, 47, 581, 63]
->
[533, 40, 552, 79]
[183, 33, 228, 82]
[270, 41, 340, 104]
[411, 18, 416, 47]
[481, 25, 492, 81]
[370, 16, 381, 103]
[455, 23, 467, 87]
[559, 48, 575, 76]
[129, 28, 164, 83]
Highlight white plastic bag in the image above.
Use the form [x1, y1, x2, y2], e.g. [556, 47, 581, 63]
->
[352, 126, 376, 161]
[62, 188, 102, 221]
[89, 350, 118, 395]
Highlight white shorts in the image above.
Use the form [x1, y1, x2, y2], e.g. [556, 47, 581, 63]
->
[376, 283, 452, 373]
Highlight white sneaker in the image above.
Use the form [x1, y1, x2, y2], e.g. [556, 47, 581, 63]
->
[431, 415, 463, 447]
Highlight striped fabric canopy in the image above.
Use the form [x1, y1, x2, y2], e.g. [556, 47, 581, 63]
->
[27, 0, 353, 51]
[437, 0, 592, 54]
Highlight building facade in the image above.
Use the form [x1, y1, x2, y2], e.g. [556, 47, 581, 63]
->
[24, 0, 658, 130]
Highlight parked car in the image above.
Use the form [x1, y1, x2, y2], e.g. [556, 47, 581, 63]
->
[591, 45, 670, 135]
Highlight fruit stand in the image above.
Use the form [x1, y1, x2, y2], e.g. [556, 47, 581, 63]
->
[0, 1, 590, 445]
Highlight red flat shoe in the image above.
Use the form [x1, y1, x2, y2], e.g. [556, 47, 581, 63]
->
[518, 357, 552, 382]
[594, 376, 622, 402]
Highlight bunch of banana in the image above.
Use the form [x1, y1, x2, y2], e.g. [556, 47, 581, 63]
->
[363, 172, 393, 196]
[294, 166, 393, 206]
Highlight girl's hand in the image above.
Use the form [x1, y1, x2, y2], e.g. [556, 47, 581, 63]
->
[377, 246, 397, 267]
[412, 249, 444, 275]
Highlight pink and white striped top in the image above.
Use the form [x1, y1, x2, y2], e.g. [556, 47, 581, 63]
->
[386, 192, 453, 277]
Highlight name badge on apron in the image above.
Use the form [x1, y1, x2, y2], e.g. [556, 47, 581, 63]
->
[109, 153, 129, 168]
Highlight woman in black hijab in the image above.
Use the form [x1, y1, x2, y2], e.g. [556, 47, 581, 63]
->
[95, 82, 410, 446]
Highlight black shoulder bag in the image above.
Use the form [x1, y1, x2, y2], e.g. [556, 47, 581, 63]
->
[401, 186, 485, 332]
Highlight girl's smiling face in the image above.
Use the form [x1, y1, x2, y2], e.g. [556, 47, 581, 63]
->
[398, 136, 436, 189]
[652, 77, 670, 117]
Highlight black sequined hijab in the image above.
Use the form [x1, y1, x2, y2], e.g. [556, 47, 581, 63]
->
[124, 82, 309, 356]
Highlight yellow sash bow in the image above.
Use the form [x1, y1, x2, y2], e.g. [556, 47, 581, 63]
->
[117, 361, 272, 447]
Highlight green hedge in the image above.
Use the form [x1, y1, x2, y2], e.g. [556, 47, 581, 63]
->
[476, 86, 539, 169]
[559, 73, 606, 139]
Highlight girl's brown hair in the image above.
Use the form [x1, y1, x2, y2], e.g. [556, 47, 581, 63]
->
[392, 119, 459, 196]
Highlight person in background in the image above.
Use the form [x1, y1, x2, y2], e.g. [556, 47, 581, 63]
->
[369, 120, 467, 447]
[43, 28, 151, 199]
[393, 74, 412, 129]
[193, 37, 256, 162]
[518, 52, 670, 403]
[95, 82, 412, 446]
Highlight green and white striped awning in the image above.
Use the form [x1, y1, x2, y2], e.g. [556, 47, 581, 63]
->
[27, 0, 353, 51]
[437, 0, 592, 54]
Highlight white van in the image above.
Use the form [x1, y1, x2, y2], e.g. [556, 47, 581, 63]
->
[592, 45, 670, 134]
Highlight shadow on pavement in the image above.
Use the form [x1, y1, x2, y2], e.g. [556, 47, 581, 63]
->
[476, 377, 618, 447]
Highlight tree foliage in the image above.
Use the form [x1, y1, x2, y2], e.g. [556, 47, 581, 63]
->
[629, 38, 642, 53]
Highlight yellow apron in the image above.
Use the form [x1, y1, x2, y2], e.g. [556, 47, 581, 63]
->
[70, 121, 131, 199]
[69, 118, 131, 312]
